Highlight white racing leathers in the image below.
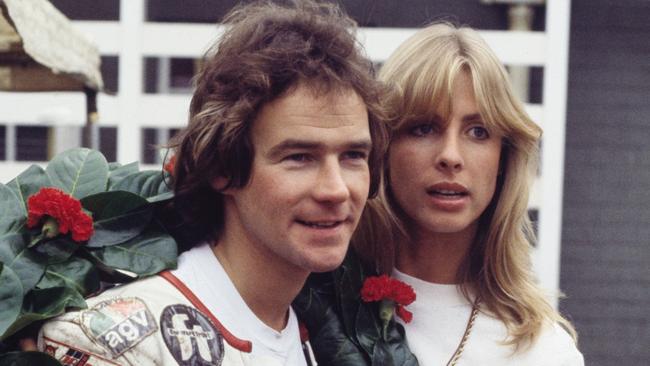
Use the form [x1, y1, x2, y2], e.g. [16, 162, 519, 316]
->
[38, 272, 316, 366]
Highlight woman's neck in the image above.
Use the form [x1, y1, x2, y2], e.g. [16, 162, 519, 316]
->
[395, 224, 477, 284]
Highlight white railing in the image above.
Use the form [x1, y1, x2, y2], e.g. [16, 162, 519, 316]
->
[536, 0, 572, 307]
[0, 0, 571, 307]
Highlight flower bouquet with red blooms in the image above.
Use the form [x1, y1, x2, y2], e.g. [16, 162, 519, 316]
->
[293, 250, 418, 366]
[0, 148, 177, 357]
[361, 274, 416, 339]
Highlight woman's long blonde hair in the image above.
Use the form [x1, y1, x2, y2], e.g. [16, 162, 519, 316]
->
[353, 22, 577, 350]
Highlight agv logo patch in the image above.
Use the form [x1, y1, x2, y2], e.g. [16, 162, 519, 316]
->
[80, 297, 157, 357]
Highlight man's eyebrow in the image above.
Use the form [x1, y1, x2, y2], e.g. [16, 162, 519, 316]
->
[268, 140, 320, 157]
[346, 139, 373, 151]
[267, 138, 372, 157]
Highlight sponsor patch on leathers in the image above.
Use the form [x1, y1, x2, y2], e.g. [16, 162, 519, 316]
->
[80, 297, 157, 357]
[160, 304, 224, 366]
[42, 337, 121, 366]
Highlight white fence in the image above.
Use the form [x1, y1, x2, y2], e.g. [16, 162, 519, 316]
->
[0, 0, 571, 307]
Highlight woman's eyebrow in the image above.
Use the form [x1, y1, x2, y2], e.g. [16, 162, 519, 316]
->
[462, 113, 483, 123]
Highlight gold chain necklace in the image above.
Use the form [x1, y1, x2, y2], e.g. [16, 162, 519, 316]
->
[445, 300, 480, 366]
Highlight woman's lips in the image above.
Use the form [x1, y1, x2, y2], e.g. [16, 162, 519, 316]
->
[426, 182, 470, 211]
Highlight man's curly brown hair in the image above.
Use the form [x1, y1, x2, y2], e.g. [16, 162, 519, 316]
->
[168, 0, 389, 248]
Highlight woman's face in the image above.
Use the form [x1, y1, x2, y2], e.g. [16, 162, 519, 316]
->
[388, 71, 502, 239]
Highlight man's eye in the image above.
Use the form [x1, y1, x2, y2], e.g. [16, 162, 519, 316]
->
[468, 126, 490, 140]
[285, 153, 310, 162]
[409, 123, 435, 137]
[342, 151, 368, 161]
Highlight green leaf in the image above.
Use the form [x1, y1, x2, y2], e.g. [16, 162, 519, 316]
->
[87, 205, 153, 247]
[81, 191, 153, 247]
[1, 286, 87, 341]
[32, 237, 79, 264]
[112, 170, 172, 200]
[371, 341, 393, 366]
[89, 224, 177, 277]
[294, 275, 371, 365]
[6, 165, 52, 216]
[0, 184, 25, 235]
[37, 257, 100, 297]
[82, 191, 149, 219]
[26, 286, 87, 313]
[355, 301, 381, 353]
[107, 161, 139, 189]
[0, 233, 46, 295]
[108, 162, 122, 171]
[147, 190, 174, 203]
[46, 148, 109, 199]
[0, 265, 23, 341]
[336, 253, 368, 343]
[0, 351, 62, 366]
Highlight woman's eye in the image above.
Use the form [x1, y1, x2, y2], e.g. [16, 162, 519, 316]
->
[409, 124, 435, 137]
[469, 126, 490, 140]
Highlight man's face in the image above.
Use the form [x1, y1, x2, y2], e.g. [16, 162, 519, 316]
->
[220, 84, 371, 276]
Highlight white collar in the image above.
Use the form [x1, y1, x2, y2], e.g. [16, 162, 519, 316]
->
[172, 243, 301, 356]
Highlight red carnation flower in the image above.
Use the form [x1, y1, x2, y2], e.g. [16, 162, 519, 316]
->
[389, 279, 417, 305]
[361, 275, 416, 323]
[164, 155, 176, 175]
[360, 274, 392, 302]
[27, 187, 94, 242]
[395, 305, 413, 323]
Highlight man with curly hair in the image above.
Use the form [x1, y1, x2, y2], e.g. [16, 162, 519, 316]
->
[36, 1, 390, 365]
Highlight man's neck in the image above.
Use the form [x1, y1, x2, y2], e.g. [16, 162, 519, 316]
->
[396, 224, 477, 284]
[211, 230, 309, 332]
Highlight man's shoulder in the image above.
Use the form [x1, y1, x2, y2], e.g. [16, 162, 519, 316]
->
[37, 275, 182, 365]
[37, 273, 253, 365]
[86, 274, 184, 306]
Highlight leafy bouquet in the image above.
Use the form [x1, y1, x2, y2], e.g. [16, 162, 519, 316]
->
[0, 148, 178, 363]
[294, 250, 418, 366]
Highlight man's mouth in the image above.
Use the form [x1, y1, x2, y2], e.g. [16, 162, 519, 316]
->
[297, 220, 343, 228]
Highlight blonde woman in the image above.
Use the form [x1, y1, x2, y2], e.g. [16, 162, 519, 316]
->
[296, 22, 583, 366]
[348, 22, 584, 365]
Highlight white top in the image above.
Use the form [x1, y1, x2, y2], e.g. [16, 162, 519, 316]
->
[393, 269, 584, 366]
[172, 243, 307, 366]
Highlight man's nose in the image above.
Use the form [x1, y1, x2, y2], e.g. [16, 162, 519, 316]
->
[313, 159, 350, 203]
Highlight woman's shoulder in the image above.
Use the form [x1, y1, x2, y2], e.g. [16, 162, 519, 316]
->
[530, 322, 584, 365]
